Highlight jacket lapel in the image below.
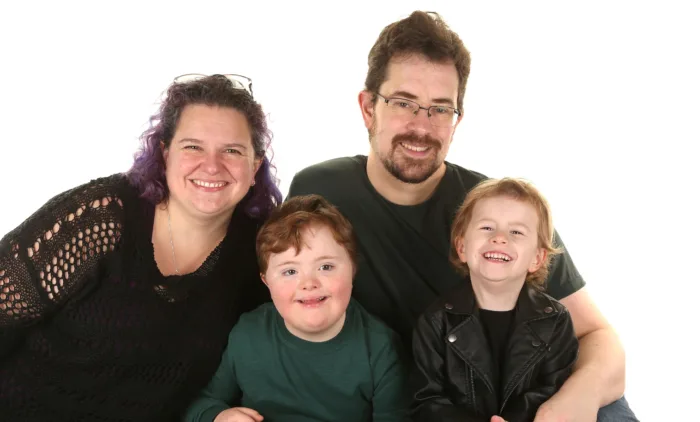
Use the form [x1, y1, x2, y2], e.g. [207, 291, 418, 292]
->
[500, 286, 560, 409]
[442, 282, 497, 395]
[447, 316, 497, 395]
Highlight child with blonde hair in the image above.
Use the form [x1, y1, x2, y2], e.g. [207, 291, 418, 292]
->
[411, 178, 579, 422]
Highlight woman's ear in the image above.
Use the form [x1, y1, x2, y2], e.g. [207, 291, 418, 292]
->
[161, 141, 169, 163]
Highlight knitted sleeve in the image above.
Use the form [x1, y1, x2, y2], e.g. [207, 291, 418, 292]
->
[0, 175, 126, 358]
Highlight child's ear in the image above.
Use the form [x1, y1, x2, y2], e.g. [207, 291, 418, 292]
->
[455, 237, 468, 263]
[528, 249, 547, 273]
[260, 273, 269, 286]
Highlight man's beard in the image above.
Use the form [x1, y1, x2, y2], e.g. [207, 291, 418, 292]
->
[372, 129, 444, 184]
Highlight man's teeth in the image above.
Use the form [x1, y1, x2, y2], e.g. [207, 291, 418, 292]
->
[192, 180, 227, 188]
[400, 142, 429, 152]
[484, 252, 511, 262]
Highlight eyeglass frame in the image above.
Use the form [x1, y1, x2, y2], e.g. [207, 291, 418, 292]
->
[173, 73, 254, 97]
[374, 92, 461, 127]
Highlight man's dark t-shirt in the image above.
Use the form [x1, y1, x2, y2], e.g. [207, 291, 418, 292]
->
[287, 155, 585, 349]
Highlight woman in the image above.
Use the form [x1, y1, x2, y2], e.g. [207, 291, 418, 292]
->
[0, 74, 281, 421]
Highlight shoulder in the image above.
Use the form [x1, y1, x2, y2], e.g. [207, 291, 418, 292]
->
[237, 301, 276, 325]
[288, 156, 366, 198]
[295, 155, 365, 179]
[433, 162, 490, 216]
[422, 282, 469, 319]
[527, 286, 572, 327]
[352, 299, 398, 338]
[229, 302, 276, 337]
[348, 300, 405, 354]
[49, 173, 134, 205]
[41, 173, 132, 212]
[3, 173, 131, 244]
[444, 161, 489, 190]
[229, 207, 266, 242]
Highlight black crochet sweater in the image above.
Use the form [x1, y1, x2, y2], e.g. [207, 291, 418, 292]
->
[0, 174, 270, 421]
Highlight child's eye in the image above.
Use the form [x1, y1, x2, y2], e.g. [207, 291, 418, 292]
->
[282, 269, 297, 276]
[510, 230, 524, 236]
[480, 226, 493, 231]
[319, 264, 334, 271]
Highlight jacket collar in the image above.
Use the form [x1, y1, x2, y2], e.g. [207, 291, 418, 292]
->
[442, 277, 559, 324]
[441, 278, 561, 401]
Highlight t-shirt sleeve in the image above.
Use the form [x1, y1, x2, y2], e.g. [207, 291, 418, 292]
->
[182, 325, 243, 422]
[0, 177, 125, 358]
[544, 230, 586, 300]
[371, 329, 412, 422]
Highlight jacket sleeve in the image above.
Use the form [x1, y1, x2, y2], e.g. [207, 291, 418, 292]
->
[499, 308, 579, 422]
[1, 178, 125, 359]
[411, 312, 485, 422]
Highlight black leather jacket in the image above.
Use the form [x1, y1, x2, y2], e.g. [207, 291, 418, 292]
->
[411, 281, 579, 422]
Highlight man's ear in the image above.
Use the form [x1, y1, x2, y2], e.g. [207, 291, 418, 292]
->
[358, 90, 376, 130]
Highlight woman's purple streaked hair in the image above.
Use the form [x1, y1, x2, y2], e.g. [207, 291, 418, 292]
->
[126, 74, 282, 220]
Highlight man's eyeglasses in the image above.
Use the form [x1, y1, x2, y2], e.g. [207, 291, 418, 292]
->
[375, 93, 461, 128]
[174, 73, 254, 97]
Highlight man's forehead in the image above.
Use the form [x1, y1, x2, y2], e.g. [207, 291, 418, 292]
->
[381, 54, 459, 103]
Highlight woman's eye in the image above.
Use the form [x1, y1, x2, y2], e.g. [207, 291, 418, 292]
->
[320, 264, 334, 271]
[282, 269, 297, 276]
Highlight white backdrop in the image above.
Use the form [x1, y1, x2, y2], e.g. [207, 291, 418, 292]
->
[2, 1, 698, 419]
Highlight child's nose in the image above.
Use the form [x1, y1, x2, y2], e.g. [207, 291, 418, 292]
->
[490, 232, 508, 244]
[300, 275, 321, 290]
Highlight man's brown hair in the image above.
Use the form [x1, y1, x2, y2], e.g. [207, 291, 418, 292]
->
[256, 195, 357, 275]
[450, 178, 563, 288]
[365, 11, 471, 110]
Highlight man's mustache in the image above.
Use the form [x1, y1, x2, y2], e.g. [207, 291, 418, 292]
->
[392, 132, 441, 149]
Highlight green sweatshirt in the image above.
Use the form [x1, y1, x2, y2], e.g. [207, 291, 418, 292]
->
[183, 299, 410, 422]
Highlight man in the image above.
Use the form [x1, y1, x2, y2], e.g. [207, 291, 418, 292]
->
[287, 11, 637, 422]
